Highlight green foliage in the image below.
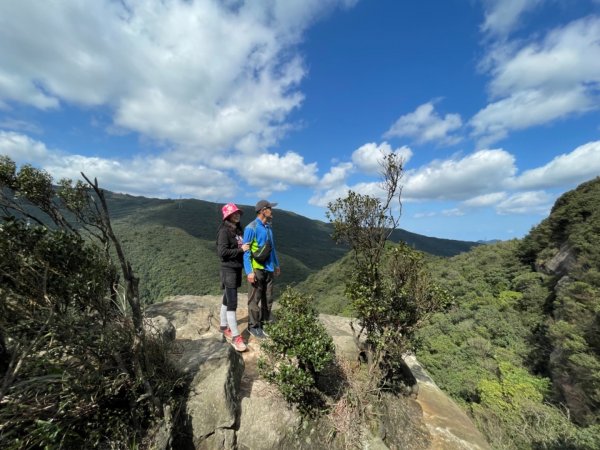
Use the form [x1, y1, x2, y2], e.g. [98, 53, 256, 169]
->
[516, 177, 600, 426]
[559, 425, 600, 450]
[414, 176, 600, 448]
[477, 361, 549, 413]
[0, 156, 179, 449]
[389, 227, 479, 257]
[0, 220, 175, 448]
[415, 240, 556, 447]
[104, 191, 348, 294]
[114, 223, 224, 302]
[299, 177, 600, 447]
[346, 243, 453, 390]
[0, 218, 116, 315]
[326, 153, 450, 392]
[518, 176, 600, 271]
[471, 361, 600, 450]
[294, 251, 354, 316]
[104, 194, 350, 304]
[258, 288, 335, 411]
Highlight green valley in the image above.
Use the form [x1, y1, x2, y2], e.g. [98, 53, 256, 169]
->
[103, 192, 478, 304]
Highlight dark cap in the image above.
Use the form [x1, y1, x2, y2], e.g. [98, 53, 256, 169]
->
[255, 199, 278, 213]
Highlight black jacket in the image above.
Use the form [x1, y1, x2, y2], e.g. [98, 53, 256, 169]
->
[216, 220, 244, 269]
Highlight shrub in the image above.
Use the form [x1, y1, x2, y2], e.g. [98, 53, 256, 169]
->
[0, 156, 179, 448]
[258, 288, 335, 412]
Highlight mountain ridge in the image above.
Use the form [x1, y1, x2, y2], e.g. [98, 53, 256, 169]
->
[102, 191, 480, 303]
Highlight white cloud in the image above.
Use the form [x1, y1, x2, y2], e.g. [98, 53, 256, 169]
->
[0, 0, 356, 154]
[413, 211, 437, 219]
[0, 131, 235, 199]
[383, 139, 600, 213]
[310, 137, 598, 226]
[308, 179, 387, 208]
[384, 102, 462, 145]
[309, 184, 351, 207]
[472, 16, 600, 145]
[0, 0, 365, 201]
[462, 192, 508, 207]
[471, 88, 591, 145]
[350, 181, 387, 198]
[351, 142, 412, 175]
[237, 151, 319, 190]
[0, 131, 51, 162]
[309, 141, 411, 206]
[480, 0, 543, 36]
[496, 191, 552, 215]
[489, 16, 600, 96]
[442, 208, 465, 217]
[320, 162, 354, 189]
[0, 119, 43, 135]
[403, 149, 516, 200]
[509, 140, 600, 189]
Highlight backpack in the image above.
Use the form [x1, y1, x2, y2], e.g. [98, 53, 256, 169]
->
[247, 220, 272, 265]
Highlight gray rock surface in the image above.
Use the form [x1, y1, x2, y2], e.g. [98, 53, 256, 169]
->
[145, 295, 490, 450]
[144, 315, 176, 342]
[319, 313, 365, 361]
[237, 383, 301, 449]
[404, 354, 491, 449]
[539, 242, 577, 276]
[187, 351, 244, 449]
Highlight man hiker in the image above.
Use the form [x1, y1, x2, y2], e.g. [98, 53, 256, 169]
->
[243, 199, 281, 339]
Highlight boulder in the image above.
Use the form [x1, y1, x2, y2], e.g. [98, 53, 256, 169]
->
[187, 348, 244, 449]
[319, 313, 366, 362]
[144, 295, 491, 450]
[236, 379, 301, 449]
[144, 315, 176, 342]
[539, 243, 577, 276]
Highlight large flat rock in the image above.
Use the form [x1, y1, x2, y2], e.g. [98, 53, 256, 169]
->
[146, 295, 490, 450]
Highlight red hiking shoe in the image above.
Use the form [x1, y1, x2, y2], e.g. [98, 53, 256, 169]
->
[221, 327, 232, 341]
[231, 335, 247, 352]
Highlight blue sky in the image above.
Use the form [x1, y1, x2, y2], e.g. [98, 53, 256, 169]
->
[1, 0, 599, 241]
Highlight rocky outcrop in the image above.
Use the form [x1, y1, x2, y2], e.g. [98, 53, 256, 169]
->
[537, 242, 577, 276]
[145, 295, 490, 449]
[404, 355, 490, 450]
[144, 315, 176, 342]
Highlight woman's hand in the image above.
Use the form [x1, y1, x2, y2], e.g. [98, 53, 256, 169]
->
[241, 243, 250, 252]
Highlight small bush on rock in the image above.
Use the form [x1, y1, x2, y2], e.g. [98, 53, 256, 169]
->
[258, 288, 335, 412]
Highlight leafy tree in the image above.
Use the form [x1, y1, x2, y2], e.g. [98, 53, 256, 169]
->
[0, 156, 177, 448]
[327, 153, 450, 390]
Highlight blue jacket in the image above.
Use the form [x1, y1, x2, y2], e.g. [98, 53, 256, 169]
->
[243, 218, 279, 273]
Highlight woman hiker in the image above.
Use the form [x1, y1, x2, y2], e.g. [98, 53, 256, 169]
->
[216, 203, 250, 352]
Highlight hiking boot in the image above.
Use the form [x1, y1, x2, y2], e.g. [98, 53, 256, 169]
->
[221, 327, 232, 341]
[231, 335, 247, 352]
[248, 327, 265, 339]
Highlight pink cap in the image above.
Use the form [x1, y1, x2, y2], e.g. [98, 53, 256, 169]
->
[222, 202, 243, 220]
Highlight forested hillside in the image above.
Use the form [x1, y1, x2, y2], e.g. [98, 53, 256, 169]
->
[301, 177, 600, 449]
[415, 181, 600, 448]
[102, 192, 478, 304]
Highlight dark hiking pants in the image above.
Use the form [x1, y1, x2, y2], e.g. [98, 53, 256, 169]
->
[247, 269, 274, 330]
[221, 268, 241, 311]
